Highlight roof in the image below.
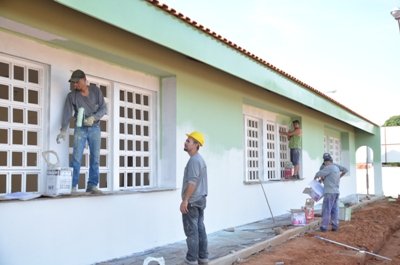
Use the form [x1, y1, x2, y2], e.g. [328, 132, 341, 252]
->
[145, 0, 377, 127]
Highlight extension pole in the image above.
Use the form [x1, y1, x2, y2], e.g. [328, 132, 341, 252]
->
[258, 178, 275, 223]
[315, 236, 391, 261]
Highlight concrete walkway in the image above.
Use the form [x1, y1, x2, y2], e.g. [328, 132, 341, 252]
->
[96, 195, 384, 265]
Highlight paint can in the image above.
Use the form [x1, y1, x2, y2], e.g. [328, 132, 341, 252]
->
[290, 209, 306, 226]
[284, 168, 293, 179]
[302, 206, 314, 222]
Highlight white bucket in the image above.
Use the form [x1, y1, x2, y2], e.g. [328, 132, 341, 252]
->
[291, 210, 306, 226]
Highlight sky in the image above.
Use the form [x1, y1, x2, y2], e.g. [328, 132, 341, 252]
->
[162, 0, 400, 126]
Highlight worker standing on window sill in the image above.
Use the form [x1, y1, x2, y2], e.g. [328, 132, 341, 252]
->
[56, 69, 107, 194]
[279, 120, 302, 179]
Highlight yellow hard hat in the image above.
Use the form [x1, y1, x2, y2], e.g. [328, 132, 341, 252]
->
[186, 131, 204, 146]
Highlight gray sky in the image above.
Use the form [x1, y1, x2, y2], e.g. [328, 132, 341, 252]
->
[162, 0, 400, 125]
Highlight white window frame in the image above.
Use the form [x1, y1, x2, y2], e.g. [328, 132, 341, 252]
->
[116, 83, 156, 190]
[243, 105, 291, 182]
[0, 54, 47, 195]
[324, 135, 342, 164]
[0, 53, 161, 195]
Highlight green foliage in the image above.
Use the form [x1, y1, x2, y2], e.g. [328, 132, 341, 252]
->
[383, 163, 400, 167]
[382, 115, 400, 127]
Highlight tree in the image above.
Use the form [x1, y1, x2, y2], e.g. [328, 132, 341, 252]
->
[382, 115, 400, 127]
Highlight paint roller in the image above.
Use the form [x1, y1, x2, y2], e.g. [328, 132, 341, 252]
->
[76, 107, 87, 127]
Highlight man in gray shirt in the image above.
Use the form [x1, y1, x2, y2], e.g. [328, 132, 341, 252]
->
[319, 153, 348, 178]
[56, 70, 107, 194]
[314, 154, 342, 232]
[180, 131, 209, 265]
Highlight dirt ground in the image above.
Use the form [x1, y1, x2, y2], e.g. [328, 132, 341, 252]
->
[235, 197, 400, 265]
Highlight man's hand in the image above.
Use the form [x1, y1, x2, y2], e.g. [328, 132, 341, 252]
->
[84, 116, 95, 126]
[180, 200, 189, 214]
[56, 130, 67, 144]
[314, 176, 323, 183]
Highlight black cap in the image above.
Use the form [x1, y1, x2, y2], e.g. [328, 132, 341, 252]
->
[323, 153, 333, 162]
[68, 69, 86, 82]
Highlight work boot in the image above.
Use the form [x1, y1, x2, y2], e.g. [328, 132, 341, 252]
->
[178, 259, 198, 265]
[86, 186, 102, 194]
[199, 258, 209, 265]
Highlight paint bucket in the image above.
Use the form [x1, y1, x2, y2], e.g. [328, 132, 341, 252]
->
[291, 209, 306, 226]
[302, 198, 315, 222]
[284, 168, 293, 179]
[302, 206, 314, 222]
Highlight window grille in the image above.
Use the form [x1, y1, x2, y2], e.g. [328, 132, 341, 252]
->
[244, 112, 289, 182]
[119, 86, 153, 189]
[278, 125, 290, 179]
[0, 56, 43, 194]
[325, 136, 341, 164]
[244, 116, 261, 181]
[265, 122, 276, 180]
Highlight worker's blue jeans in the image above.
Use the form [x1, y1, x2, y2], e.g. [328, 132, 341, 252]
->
[320, 193, 339, 230]
[70, 124, 101, 188]
[182, 196, 209, 263]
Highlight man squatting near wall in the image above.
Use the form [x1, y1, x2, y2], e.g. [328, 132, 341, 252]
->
[314, 153, 347, 232]
[279, 120, 302, 179]
[180, 131, 209, 265]
[56, 70, 107, 194]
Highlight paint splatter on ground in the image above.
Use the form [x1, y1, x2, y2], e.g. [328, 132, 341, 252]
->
[235, 197, 400, 265]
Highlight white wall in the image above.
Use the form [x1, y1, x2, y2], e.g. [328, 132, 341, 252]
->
[0, 30, 173, 265]
[381, 126, 400, 163]
[0, 29, 362, 265]
[357, 166, 400, 198]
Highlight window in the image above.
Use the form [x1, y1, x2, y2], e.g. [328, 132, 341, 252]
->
[244, 106, 291, 182]
[324, 135, 342, 164]
[0, 56, 44, 194]
[118, 85, 153, 189]
[245, 117, 260, 181]
[0, 54, 159, 195]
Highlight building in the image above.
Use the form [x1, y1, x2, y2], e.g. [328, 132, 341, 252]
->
[0, 0, 382, 264]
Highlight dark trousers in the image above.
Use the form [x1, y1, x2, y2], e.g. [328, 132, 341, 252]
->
[182, 196, 209, 263]
[321, 193, 339, 230]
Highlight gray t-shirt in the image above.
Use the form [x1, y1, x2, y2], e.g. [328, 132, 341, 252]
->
[60, 85, 107, 131]
[181, 153, 208, 203]
[319, 163, 348, 174]
[315, 164, 340, 194]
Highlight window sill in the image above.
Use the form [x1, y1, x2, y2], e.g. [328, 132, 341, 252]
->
[0, 187, 177, 203]
[244, 178, 305, 185]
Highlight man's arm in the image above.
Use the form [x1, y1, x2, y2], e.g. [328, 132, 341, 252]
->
[314, 167, 330, 181]
[180, 183, 195, 214]
[279, 128, 302, 137]
[335, 164, 348, 178]
[60, 93, 74, 131]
